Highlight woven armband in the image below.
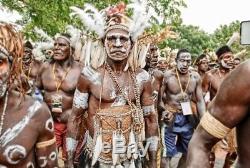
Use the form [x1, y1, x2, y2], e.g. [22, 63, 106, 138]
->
[200, 112, 231, 139]
[36, 137, 56, 148]
[73, 89, 89, 110]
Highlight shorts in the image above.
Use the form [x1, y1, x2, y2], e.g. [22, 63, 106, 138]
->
[164, 113, 194, 157]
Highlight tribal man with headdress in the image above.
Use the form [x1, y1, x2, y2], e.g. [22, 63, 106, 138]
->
[66, 1, 159, 168]
[36, 33, 82, 164]
[21, 41, 42, 95]
[0, 23, 58, 167]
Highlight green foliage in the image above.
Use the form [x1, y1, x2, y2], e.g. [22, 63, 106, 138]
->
[212, 21, 250, 59]
[1, 0, 186, 39]
[160, 24, 216, 58]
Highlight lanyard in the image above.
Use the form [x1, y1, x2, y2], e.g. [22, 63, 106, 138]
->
[52, 63, 71, 92]
[176, 68, 190, 100]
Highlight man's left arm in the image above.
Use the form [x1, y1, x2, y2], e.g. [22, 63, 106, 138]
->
[141, 76, 159, 168]
[195, 73, 206, 118]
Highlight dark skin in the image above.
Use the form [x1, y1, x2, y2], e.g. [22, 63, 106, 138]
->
[187, 60, 250, 168]
[202, 52, 234, 101]
[197, 57, 209, 79]
[36, 37, 82, 123]
[21, 47, 42, 94]
[0, 54, 58, 167]
[159, 52, 205, 167]
[157, 59, 168, 72]
[67, 29, 158, 168]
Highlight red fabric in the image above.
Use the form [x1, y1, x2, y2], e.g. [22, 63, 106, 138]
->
[54, 122, 67, 160]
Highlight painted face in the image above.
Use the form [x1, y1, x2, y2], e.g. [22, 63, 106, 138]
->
[198, 57, 209, 72]
[0, 50, 10, 98]
[146, 44, 159, 68]
[157, 59, 168, 71]
[234, 58, 241, 67]
[219, 52, 234, 69]
[53, 37, 71, 61]
[176, 52, 191, 74]
[104, 29, 132, 61]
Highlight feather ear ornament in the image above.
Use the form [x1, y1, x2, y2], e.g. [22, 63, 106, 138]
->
[128, 0, 160, 41]
[92, 131, 103, 166]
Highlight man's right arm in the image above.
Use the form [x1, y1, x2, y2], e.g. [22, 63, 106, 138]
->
[158, 72, 174, 123]
[187, 61, 250, 168]
[66, 74, 90, 167]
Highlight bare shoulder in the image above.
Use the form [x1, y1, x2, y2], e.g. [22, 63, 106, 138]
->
[25, 95, 51, 118]
[40, 62, 50, 71]
[215, 60, 250, 104]
[163, 69, 175, 81]
[79, 65, 103, 89]
[235, 59, 250, 73]
[190, 70, 201, 81]
[204, 68, 217, 80]
[152, 69, 164, 80]
[135, 68, 150, 82]
[221, 60, 250, 87]
[73, 61, 83, 70]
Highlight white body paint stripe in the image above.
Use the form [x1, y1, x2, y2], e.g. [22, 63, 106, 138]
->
[0, 101, 42, 146]
[38, 156, 48, 168]
[45, 117, 54, 132]
[82, 66, 101, 85]
[4, 145, 27, 164]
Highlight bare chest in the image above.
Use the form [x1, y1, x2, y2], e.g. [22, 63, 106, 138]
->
[166, 75, 197, 97]
[90, 74, 139, 105]
[209, 74, 225, 92]
[0, 104, 40, 166]
[41, 67, 80, 93]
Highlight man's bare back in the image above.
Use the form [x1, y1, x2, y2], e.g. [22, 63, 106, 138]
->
[187, 60, 250, 168]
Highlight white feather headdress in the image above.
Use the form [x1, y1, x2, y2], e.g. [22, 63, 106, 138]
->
[70, 1, 160, 70]
[70, 4, 106, 38]
[32, 28, 54, 61]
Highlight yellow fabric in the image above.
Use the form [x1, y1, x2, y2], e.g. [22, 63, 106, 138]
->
[200, 112, 231, 139]
[36, 137, 56, 148]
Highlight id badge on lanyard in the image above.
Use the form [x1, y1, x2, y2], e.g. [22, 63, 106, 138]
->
[180, 101, 192, 115]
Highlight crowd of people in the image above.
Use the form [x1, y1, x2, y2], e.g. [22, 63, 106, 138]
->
[0, 2, 249, 168]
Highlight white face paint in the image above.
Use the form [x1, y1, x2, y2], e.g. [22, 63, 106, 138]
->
[0, 82, 7, 98]
[82, 66, 102, 85]
[0, 101, 42, 146]
[66, 137, 78, 152]
[73, 89, 89, 109]
[26, 162, 35, 168]
[49, 151, 57, 161]
[136, 71, 150, 90]
[142, 105, 155, 116]
[3, 145, 27, 164]
[45, 117, 54, 132]
[38, 156, 48, 168]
